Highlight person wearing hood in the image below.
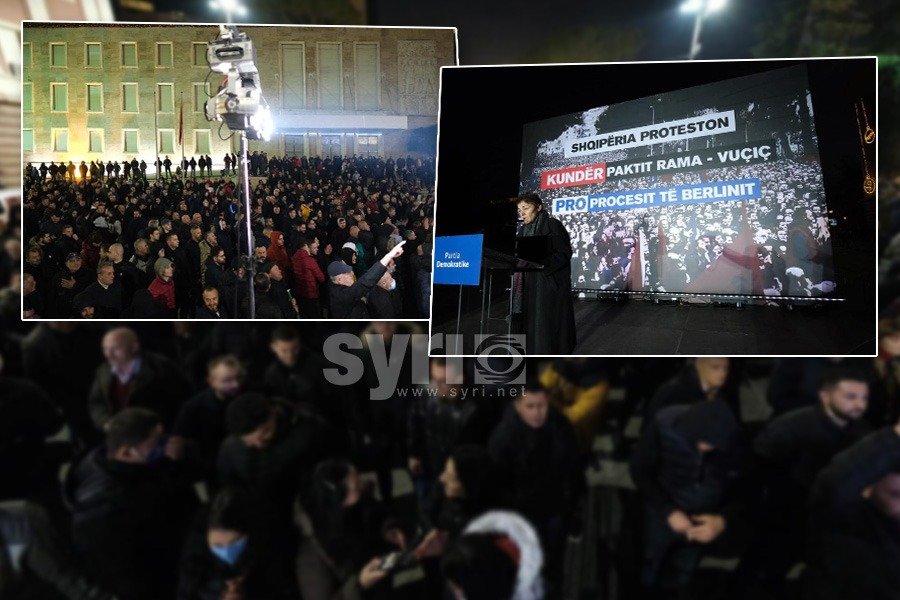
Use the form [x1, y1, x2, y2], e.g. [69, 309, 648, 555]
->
[178, 488, 296, 600]
[488, 383, 581, 590]
[630, 399, 745, 599]
[266, 230, 293, 287]
[441, 510, 545, 600]
[63, 408, 198, 600]
[328, 241, 405, 319]
[513, 194, 576, 354]
[804, 420, 900, 600]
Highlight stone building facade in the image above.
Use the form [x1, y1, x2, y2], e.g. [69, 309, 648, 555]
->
[23, 23, 457, 173]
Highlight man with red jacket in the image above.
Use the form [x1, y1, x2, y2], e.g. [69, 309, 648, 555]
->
[291, 235, 325, 318]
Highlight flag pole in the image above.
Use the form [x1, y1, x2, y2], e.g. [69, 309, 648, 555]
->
[153, 86, 159, 178]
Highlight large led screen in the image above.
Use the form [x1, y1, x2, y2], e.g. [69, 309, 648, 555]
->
[519, 65, 835, 298]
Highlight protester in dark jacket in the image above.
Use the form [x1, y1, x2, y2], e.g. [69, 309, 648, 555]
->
[328, 242, 405, 319]
[63, 408, 198, 600]
[805, 423, 900, 600]
[0, 501, 115, 600]
[172, 355, 245, 480]
[87, 327, 190, 430]
[177, 488, 296, 600]
[293, 459, 396, 600]
[630, 400, 744, 598]
[642, 358, 734, 426]
[488, 383, 581, 587]
[216, 394, 335, 526]
[736, 368, 871, 596]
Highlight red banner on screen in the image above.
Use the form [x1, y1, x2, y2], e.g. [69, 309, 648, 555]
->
[540, 163, 607, 190]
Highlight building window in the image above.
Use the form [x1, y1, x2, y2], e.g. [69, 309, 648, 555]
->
[159, 129, 175, 154]
[88, 129, 103, 153]
[192, 43, 207, 67]
[23, 42, 32, 67]
[52, 129, 68, 152]
[86, 83, 103, 112]
[122, 83, 138, 112]
[283, 134, 305, 156]
[195, 130, 211, 154]
[280, 43, 306, 110]
[357, 134, 380, 155]
[123, 129, 139, 153]
[354, 43, 379, 110]
[50, 83, 67, 112]
[121, 42, 137, 67]
[317, 43, 342, 110]
[50, 42, 67, 67]
[156, 42, 173, 67]
[85, 42, 101, 67]
[23, 83, 32, 112]
[192, 82, 210, 113]
[157, 83, 174, 113]
[23, 129, 34, 153]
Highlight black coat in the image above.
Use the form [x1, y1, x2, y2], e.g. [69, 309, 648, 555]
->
[177, 508, 296, 600]
[805, 429, 900, 600]
[366, 285, 402, 319]
[173, 388, 236, 478]
[328, 262, 387, 319]
[74, 280, 123, 318]
[63, 447, 198, 600]
[87, 351, 191, 430]
[488, 403, 580, 523]
[631, 404, 743, 515]
[518, 212, 576, 354]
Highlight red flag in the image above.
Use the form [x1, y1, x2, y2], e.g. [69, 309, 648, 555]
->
[177, 95, 184, 146]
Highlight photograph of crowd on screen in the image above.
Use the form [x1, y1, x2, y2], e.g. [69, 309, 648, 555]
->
[430, 57, 876, 356]
[20, 22, 455, 320]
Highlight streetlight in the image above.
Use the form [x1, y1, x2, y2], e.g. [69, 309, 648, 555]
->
[680, 0, 727, 60]
[209, 0, 247, 24]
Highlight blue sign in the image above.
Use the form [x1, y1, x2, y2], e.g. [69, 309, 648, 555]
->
[433, 234, 484, 286]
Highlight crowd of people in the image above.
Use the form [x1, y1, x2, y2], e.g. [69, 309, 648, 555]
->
[879, 174, 900, 313]
[2, 322, 900, 599]
[20, 153, 435, 319]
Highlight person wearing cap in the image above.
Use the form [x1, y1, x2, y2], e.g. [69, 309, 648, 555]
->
[49, 252, 91, 318]
[260, 262, 298, 318]
[328, 240, 405, 319]
[630, 399, 745, 598]
[291, 235, 325, 319]
[148, 257, 176, 316]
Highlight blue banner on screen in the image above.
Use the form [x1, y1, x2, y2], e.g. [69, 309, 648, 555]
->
[552, 178, 761, 215]
[433, 234, 484, 286]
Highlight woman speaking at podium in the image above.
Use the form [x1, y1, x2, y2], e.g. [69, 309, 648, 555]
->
[514, 193, 576, 354]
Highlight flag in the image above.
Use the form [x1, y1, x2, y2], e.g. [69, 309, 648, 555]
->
[178, 93, 184, 147]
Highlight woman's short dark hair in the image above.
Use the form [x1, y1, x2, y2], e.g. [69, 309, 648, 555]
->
[516, 193, 543, 210]
[208, 487, 255, 533]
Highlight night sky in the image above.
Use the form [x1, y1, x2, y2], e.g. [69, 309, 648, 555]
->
[370, 0, 763, 63]
[155, 0, 767, 64]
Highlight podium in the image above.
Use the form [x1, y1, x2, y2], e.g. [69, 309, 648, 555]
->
[480, 247, 544, 336]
